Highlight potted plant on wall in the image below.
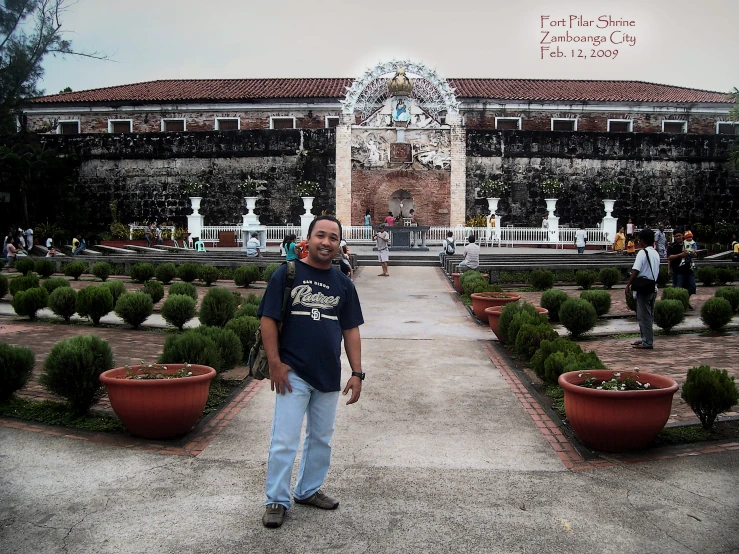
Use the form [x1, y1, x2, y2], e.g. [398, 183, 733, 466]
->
[100, 362, 217, 439]
[240, 177, 267, 221]
[185, 179, 206, 214]
[597, 181, 619, 217]
[558, 369, 679, 452]
[297, 180, 320, 213]
[540, 178, 563, 216]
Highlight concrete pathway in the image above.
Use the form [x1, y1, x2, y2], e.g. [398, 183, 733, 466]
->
[1, 267, 738, 554]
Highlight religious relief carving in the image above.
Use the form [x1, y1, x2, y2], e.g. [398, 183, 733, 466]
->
[351, 129, 451, 170]
[390, 143, 412, 163]
[413, 131, 451, 170]
[351, 132, 389, 168]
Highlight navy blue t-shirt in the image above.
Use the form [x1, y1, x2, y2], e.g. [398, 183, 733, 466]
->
[257, 261, 364, 392]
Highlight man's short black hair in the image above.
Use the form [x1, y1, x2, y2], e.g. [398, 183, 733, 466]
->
[307, 215, 342, 240]
[639, 228, 655, 245]
[468, 234, 476, 243]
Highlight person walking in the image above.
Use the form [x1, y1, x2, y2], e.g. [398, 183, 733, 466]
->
[364, 208, 372, 239]
[155, 225, 163, 246]
[258, 215, 364, 529]
[24, 227, 34, 252]
[654, 224, 667, 258]
[144, 224, 152, 248]
[625, 228, 660, 350]
[457, 234, 480, 272]
[575, 223, 587, 254]
[374, 223, 390, 276]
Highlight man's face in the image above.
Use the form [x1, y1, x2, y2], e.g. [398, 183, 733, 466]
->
[307, 220, 341, 264]
[673, 232, 683, 244]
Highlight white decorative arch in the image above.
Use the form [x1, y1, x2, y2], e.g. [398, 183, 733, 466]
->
[341, 59, 459, 122]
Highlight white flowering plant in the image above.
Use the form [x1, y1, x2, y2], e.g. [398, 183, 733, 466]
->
[576, 369, 656, 391]
[297, 181, 320, 196]
[478, 179, 508, 198]
[185, 179, 206, 196]
[539, 178, 563, 197]
[597, 181, 619, 197]
[239, 177, 267, 196]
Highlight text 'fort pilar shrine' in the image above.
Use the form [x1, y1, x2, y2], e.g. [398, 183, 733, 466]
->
[539, 15, 638, 61]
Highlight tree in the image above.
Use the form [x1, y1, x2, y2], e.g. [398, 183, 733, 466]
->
[0, 0, 105, 133]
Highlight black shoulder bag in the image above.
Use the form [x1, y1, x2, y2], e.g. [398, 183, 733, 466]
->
[248, 261, 296, 380]
[631, 249, 657, 295]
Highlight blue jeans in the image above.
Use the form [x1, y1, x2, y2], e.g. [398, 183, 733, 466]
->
[672, 271, 696, 296]
[577, 247, 585, 254]
[265, 371, 339, 509]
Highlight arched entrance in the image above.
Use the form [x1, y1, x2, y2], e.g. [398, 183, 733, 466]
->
[388, 189, 414, 219]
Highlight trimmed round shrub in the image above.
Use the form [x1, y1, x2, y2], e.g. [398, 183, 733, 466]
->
[0, 275, 8, 299]
[498, 301, 541, 345]
[48, 287, 78, 323]
[463, 277, 486, 296]
[14, 258, 36, 276]
[194, 326, 242, 372]
[540, 289, 569, 322]
[529, 269, 554, 291]
[198, 264, 219, 286]
[169, 281, 198, 301]
[225, 316, 260, 362]
[598, 267, 621, 289]
[245, 292, 261, 306]
[9, 274, 40, 296]
[559, 298, 598, 338]
[161, 294, 197, 330]
[262, 263, 282, 283]
[176, 263, 199, 283]
[64, 261, 87, 280]
[716, 267, 737, 285]
[12, 287, 48, 320]
[700, 297, 734, 331]
[42, 277, 70, 295]
[39, 335, 114, 415]
[513, 323, 558, 360]
[232, 291, 243, 306]
[575, 269, 597, 290]
[234, 265, 262, 288]
[507, 310, 549, 347]
[114, 292, 153, 329]
[681, 365, 739, 430]
[101, 280, 127, 305]
[661, 287, 690, 310]
[34, 259, 56, 278]
[715, 287, 739, 313]
[76, 285, 114, 326]
[235, 302, 259, 319]
[530, 338, 583, 379]
[543, 349, 606, 385]
[130, 262, 154, 283]
[91, 261, 112, 282]
[0, 343, 36, 400]
[695, 266, 718, 287]
[579, 290, 611, 317]
[141, 280, 164, 304]
[199, 287, 237, 327]
[459, 270, 482, 288]
[154, 262, 177, 284]
[158, 331, 223, 373]
[653, 299, 685, 334]
[625, 289, 637, 312]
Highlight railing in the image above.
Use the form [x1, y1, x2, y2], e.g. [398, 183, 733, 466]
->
[199, 225, 302, 245]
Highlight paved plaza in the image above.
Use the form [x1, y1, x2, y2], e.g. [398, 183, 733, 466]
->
[1, 266, 738, 553]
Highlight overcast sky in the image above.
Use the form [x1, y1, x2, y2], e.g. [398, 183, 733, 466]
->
[38, 0, 738, 96]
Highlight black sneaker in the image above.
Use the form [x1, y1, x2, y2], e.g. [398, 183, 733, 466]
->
[294, 489, 339, 510]
[262, 503, 286, 528]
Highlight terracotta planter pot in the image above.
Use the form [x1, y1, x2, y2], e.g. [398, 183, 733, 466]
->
[100, 364, 217, 439]
[452, 273, 462, 293]
[558, 370, 679, 452]
[470, 292, 521, 322]
[484, 306, 548, 341]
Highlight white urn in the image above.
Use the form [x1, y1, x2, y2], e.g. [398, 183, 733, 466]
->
[189, 196, 202, 215]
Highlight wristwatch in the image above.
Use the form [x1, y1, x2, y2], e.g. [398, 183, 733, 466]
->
[351, 372, 365, 381]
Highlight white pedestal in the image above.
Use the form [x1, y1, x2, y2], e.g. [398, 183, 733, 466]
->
[547, 216, 560, 243]
[241, 226, 267, 252]
[602, 216, 617, 246]
[486, 198, 501, 246]
[187, 214, 203, 243]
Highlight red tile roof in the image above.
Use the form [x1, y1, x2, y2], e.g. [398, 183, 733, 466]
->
[29, 78, 733, 105]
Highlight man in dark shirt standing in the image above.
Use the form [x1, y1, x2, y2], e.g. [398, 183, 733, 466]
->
[258, 215, 365, 528]
[666, 227, 696, 309]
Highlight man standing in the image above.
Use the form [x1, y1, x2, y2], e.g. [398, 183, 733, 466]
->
[457, 234, 480, 272]
[666, 228, 696, 309]
[374, 223, 390, 276]
[246, 232, 262, 257]
[654, 224, 667, 258]
[575, 223, 587, 254]
[625, 228, 660, 349]
[24, 227, 33, 251]
[258, 215, 364, 529]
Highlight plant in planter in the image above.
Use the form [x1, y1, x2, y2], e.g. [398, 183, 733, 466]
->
[539, 178, 563, 197]
[478, 179, 507, 198]
[239, 176, 267, 196]
[185, 178, 206, 197]
[597, 181, 619, 198]
[558, 369, 679, 452]
[99, 362, 217, 439]
[470, 290, 522, 322]
[297, 180, 320, 196]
